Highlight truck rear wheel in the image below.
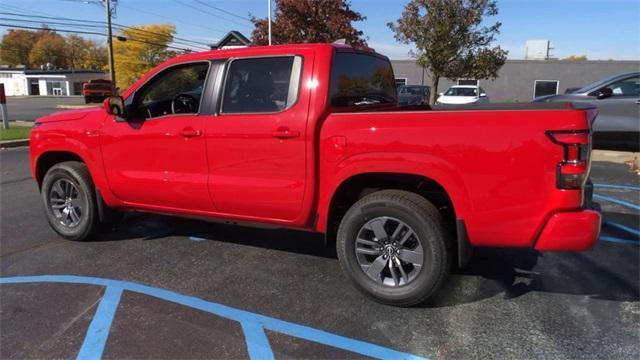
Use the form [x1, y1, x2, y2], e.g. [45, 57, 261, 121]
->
[41, 161, 99, 241]
[337, 190, 450, 306]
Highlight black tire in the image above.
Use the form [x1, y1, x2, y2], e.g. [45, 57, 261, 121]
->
[84, 96, 91, 104]
[337, 190, 451, 306]
[41, 161, 99, 241]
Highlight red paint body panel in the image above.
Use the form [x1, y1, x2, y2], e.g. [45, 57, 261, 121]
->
[30, 43, 600, 251]
[534, 210, 601, 251]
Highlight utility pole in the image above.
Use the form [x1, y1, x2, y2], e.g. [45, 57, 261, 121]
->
[267, 0, 272, 46]
[105, 0, 116, 93]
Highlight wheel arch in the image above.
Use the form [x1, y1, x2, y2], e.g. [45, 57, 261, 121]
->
[35, 151, 87, 187]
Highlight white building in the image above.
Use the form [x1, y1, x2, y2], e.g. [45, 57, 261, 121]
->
[525, 40, 553, 60]
[0, 68, 106, 96]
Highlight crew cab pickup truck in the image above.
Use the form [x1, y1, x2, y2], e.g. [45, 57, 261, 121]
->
[30, 43, 601, 306]
[82, 79, 113, 103]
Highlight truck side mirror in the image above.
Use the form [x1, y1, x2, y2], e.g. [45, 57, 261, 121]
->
[480, 93, 487, 97]
[104, 96, 125, 117]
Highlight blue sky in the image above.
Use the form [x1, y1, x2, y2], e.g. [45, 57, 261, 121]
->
[1, 0, 638, 60]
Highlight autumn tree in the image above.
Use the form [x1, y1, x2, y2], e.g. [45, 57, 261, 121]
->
[29, 30, 69, 69]
[113, 24, 177, 89]
[562, 55, 587, 61]
[0, 30, 38, 67]
[388, 0, 507, 104]
[251, 0, 367, 46]
[66, 34, 107, 70]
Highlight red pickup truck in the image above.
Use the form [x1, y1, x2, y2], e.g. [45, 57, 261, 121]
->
[82, 79, 113, 104]
[30, 43, 601, 306]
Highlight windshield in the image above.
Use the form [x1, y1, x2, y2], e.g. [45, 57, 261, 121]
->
[330, 52, 397, 107]
[398, 86, 427, 95]
[445, 87, 477, 96]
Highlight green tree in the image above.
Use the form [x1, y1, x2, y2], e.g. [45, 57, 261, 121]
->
[0, 29, 38, 67]
[251, 0, 367, 46]
[29, 30, 68, 69]
[388, 0, 507, 104]
[113, 24, 177, 89]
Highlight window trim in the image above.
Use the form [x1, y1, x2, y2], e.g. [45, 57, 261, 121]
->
[533, 79, 559, 98]
[218, 55, 303, 115]
[124, 60, 212, 121]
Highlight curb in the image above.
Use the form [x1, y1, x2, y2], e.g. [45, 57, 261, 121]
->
[0, 139, 29, 148]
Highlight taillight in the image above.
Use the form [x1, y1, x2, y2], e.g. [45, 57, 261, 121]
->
[547, 130, 591, 189]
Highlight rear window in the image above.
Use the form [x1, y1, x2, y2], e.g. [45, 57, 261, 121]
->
[330, 52, 397, 107]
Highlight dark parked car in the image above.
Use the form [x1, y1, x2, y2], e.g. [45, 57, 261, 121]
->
[397, 85, 430, 105]
[533, 72, 639, 152]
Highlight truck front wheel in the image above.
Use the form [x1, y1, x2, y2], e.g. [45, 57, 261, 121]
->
[337, 190, 451, 306]
[41, 161, 100, 241]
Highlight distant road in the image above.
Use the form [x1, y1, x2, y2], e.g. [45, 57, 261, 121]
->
[5, 96, 86, 122]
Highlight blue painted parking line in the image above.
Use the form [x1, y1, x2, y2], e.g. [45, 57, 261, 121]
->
[593, 183, 640, 191]
[0, 275, 427, 360]
[593, 194, 640, 211]
[241, 321, 275, 360]
[604, 221, 640, 237]
[77, 286, 123, 360]
[600, 235, 640, 245]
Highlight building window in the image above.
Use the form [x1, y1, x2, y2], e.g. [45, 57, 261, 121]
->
[534, 80, 559, 98]
[457, 79, 478, 86]
[395, 78, 407, 87]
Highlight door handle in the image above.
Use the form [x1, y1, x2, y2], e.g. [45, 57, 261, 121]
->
[179, 127, 202, 138]
[272, 128, 300, 139]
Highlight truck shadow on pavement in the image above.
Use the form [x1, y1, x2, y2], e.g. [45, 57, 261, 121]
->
[95, 211, 639, 308]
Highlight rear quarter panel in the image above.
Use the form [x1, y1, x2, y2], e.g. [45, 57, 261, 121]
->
[318, 108, 591, 247]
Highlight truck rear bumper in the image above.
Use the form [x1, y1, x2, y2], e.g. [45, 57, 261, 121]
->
[534, 210, 601, 251]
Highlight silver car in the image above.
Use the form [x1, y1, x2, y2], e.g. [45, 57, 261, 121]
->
[533, 72, 639, 152]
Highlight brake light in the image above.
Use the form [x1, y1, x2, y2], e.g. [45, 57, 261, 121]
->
[547, 131, 591, 189]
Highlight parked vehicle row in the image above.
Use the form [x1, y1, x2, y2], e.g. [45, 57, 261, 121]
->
[533, 72, 639, 152]
[31, 43, 600, 306]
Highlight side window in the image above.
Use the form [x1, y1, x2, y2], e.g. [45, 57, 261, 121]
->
[221, 56, 302, 114]
[605, 76, 640, 97]
[133, 62, 209, 119]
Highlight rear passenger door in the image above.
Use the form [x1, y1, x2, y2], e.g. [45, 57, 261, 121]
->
[204, 54, 312, 222]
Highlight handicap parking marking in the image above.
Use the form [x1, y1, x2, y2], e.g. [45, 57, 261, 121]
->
[604, 221, 640, 237]
[593, 183, 640, 192]
[0, 275, 428, 360]
[593, 194, 640, 211]
[600, 235, 640, 246]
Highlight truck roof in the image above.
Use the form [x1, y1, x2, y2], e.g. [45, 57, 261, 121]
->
[171, 43, 387, 62]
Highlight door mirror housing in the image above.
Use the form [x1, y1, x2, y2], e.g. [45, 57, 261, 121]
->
[104, 96, 125, 117]
[480, 93, 487, 97]
[595, 87, 613, 99]
[439, 92, 443, 96]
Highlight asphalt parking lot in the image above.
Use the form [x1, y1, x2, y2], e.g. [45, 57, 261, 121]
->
[1, 147, 639, 359]
[4, 96, 86, 122]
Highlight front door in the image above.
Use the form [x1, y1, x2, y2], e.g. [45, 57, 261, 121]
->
[101, 62, 214, 212]
[204, 55, 310, 222]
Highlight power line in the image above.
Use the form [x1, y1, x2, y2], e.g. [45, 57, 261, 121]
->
[0, 23, 197, 52]
[117, 3, 227, 35]
[192, 0, 252, 22]
[172, 0, 251, 28]
[0, 12, 212, 49]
